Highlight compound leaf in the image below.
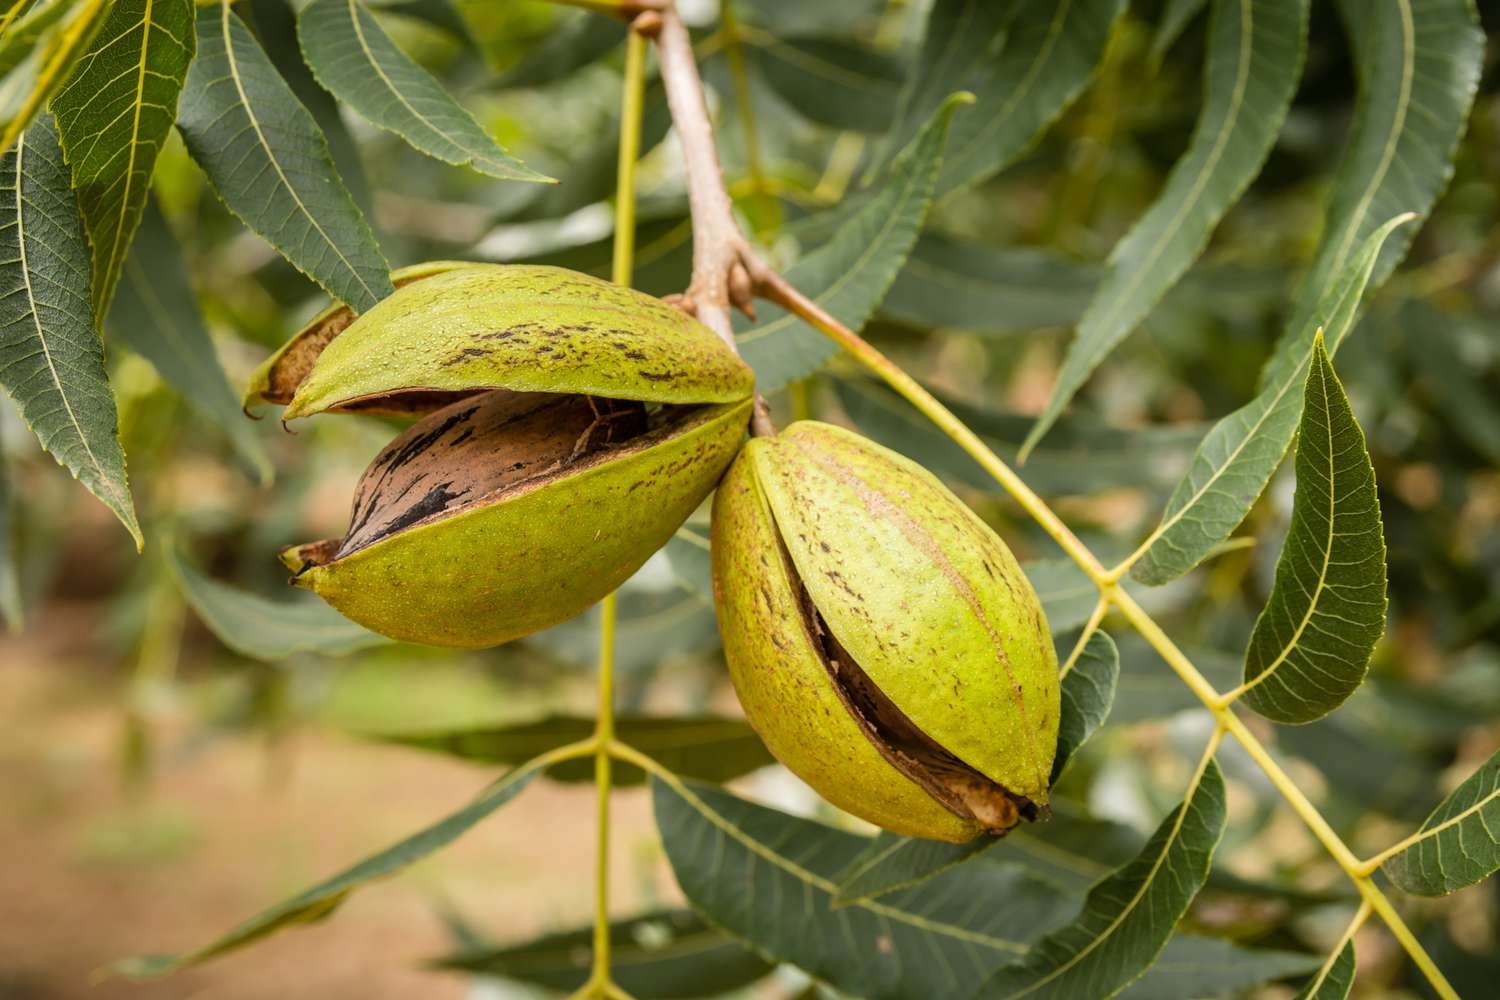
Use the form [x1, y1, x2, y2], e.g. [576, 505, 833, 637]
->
[50, 0, 195, 317]
[177, 2, 391, 312]
[0, 113, 138, 545]
[1259, 0, 1484, 393]
[1130, 215, 1408, 586]
[1022, 0, 1308, 457]
[297, 0, 547, 182]
[1239, 334, 1386, 724]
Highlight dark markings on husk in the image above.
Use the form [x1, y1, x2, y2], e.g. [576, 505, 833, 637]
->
[315, 389, 706, 562]
[766, 509, 1037, 836]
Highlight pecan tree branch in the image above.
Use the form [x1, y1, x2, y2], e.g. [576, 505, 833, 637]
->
[649, 3, 774, 434]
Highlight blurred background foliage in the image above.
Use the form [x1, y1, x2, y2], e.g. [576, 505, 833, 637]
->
[2, 0, 1499, 997]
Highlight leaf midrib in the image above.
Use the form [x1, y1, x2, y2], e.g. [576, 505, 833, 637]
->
[668, 778, 1028, 953]
[1238, 347, 1339, 699]
[217, 0, 379, 305]
[996, 750, 1218, 999]
[12, 128, 109, 486]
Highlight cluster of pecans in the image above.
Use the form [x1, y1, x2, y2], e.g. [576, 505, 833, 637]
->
[248, 264, 1059, 842]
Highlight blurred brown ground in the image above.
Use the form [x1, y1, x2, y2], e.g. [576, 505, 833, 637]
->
[0, 603, 665, 1000]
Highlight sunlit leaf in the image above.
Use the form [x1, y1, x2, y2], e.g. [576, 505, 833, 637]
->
[1294, 941, 1355, 999]
[376, 714, 774, 787]
[169, 547, 391, 660]
[749, 32, 904, 134]
[177, 2, 392, 312]
[298, 0, 548, 182]
[887, 0, 1124, 197]
[1259, 0, 1484, 393]
[1053, 631, 1118, 783]
[108, 198, 270, 484]
[974, 754, 1226, 998]
[50, 0, 195, 316]
[1383, 748, 1500, 896]
[0, 0, 109, 153]
[736, 95, 963, 391]
[0, 113, 139, 545]
[652, 777, 1075, 999]
[1119, 933, 1319, 999]
[1239, 334, 1386, 724]
[117, 763, 539, 976]
[1131, 215, 1409, 586]
[433, 908, 774, 998]
[1023, 0, 1308, 457]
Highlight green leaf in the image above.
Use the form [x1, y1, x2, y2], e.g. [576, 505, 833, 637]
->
[1404, 302, 1500, 464]
[1294, 941, 1355, 999]
[50, 0, 195, 317]
[1025, 558, 1099, 636]
[835, 377, 1205, 499]
[1053, 631, 1118, 783]
[882, 234, 1100, 333]
[651, 777, 1075, 999]
[0, 0, 110, 153]
[108, 197, 270, 484]
[1151, 0, 1209, 62]
[297, 0, 547, 182]
[748, 32, 904, 134]
[1022, 0, 1308, 458]
[0, 414, 20, 631]
[1130, 214, 1410, 587]
[1382, 748, 1500, 896]
[1239, 334, 1386, 724]
[490, 9, 623, 90]
[432, 908, 774, 998]
[242, 0, 373, 221]
[831, 832, 995, 909]
[1259, 0, 1484, 394]
[736, 95, 963, 392]
[377, 714, 774, 787]
[177, 2, 392, 312]
[169, 547, 391, 660]
[974, 753, 1227, 999]
[1118, 933, 1320, 999]
[116, 763, 539, 977]
[0, 113, 139, 546]
[875, 0, 1124, 196]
